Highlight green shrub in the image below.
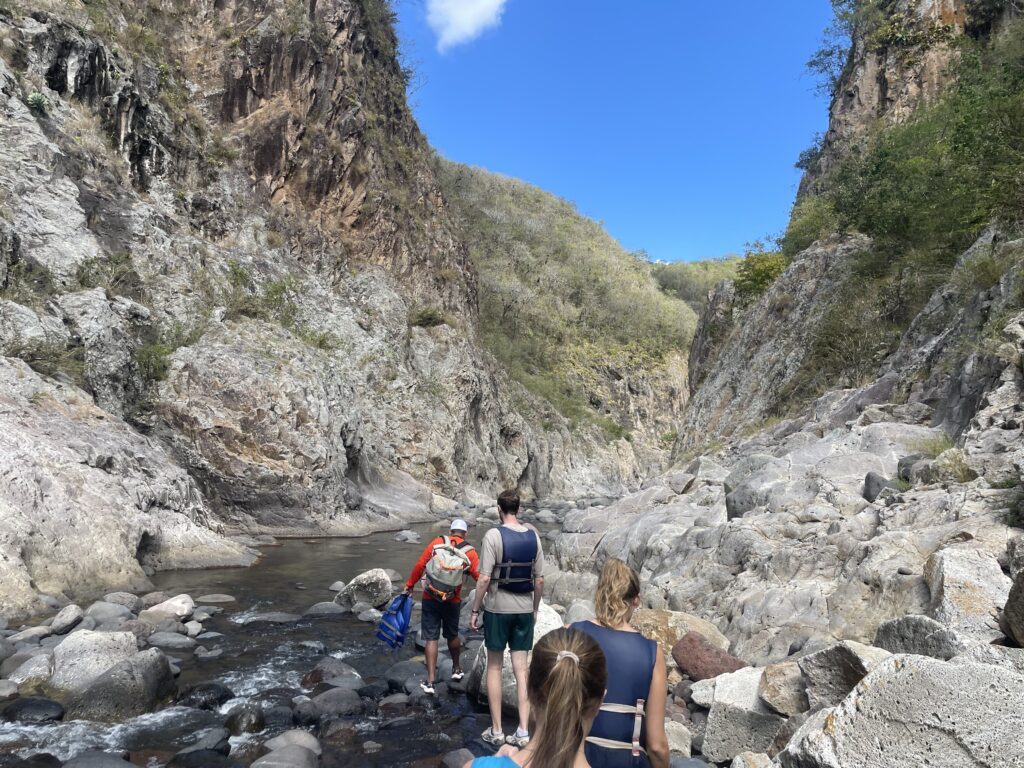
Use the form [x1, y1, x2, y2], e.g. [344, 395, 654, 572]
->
[9, 341, 85, 386]
[781, 196, 839, 258]
[135, 342, 172, 382]
[408, 306, 449, 328]
[734, 247, 788, 299]
[651, 257, 740, 311]
[912, 434, 955, 458]
[26, 92, 48, 114]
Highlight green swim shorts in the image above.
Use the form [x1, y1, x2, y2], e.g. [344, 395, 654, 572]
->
[483, 610, 535, 652]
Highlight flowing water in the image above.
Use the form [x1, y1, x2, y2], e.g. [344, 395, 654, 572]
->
[0, 521, 512, 767]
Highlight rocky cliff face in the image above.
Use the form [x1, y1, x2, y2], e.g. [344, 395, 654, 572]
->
[0, 0, 663, 615]
[806, 0, 968, 188]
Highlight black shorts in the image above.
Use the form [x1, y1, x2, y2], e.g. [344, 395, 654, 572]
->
[421, 598, 461, 641]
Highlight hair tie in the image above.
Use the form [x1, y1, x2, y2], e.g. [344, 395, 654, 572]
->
[556, 650, 580, 665]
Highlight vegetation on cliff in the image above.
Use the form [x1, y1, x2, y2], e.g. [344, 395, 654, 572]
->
[436, 160, 695, 433]
[650, 257, 740, 312]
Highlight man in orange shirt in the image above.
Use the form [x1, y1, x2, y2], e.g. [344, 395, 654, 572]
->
[403, 518, 481, 694]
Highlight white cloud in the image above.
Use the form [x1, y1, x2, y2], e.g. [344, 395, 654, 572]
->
[426, 0, 508, 53]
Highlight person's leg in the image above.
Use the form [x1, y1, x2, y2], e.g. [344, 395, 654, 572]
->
[486, 648, 505, 734]
[510, 649, 530, 734]
[424, 639, 438, 683]
[448, 634, 461, 672]
[440, 601, 462, 677]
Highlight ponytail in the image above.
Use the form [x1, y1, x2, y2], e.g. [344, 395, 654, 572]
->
[526, 628, 606, 768]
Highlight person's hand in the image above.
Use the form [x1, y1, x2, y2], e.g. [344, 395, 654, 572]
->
[469, 609, 480, 631]
[402, 586, 413, 597]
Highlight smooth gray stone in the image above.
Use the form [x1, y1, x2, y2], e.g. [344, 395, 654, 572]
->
[147, 632, 197, 650]
[62, 751, 130, 766]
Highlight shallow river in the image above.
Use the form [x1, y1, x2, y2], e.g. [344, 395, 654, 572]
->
[0, 521, 509, 767]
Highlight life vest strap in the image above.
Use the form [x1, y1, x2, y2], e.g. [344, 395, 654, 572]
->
[590, 698, 645, 757]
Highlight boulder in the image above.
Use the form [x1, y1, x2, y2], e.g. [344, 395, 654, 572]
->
[303, 657, 362, 688]
[0, 639, 14, 664]
[242, 613, 302, 625]
[757, 661, 808, 716]
[7, 626, 52, 644]
[672, 632, 747, 682]
[311, 687, 363, 716]
[62, 752, 130, 767]
[177, 682, 235, 710]
[85, 602, 134, 625]
[730, 754, 771, 768]
[393, 530, 421, 543]
[147, 595, 196, 619]
[334, 569, 393, 610]
[862, 472, 898, 503]
[304, 602, 346, 617]
[328, 581, 346, 592]
[951, 644, 1024, 674]
[924, 547, 1011, 642]
[166, 750, 244, 767]
[9, 653, 53, 691]
[384, 660, 427, 692]
[147, 632, 197, 650]
[0, 680, 17, 701]
[779, 656, 1024, 767]
[699, 667, 785, 763]
[184, 621, 203, 637]
[796, 641, 890, 711]
[49, 631, 137, 694]
[1, 696, 64, 723]
[196, 594, 235, 604]
[66, 648, 174, 721]
[634, 608, 730, 656]
[666, 720, 692, 757]
[103, 592, 143, 613]
[264, 730, 322, 755]
[50, 604, 85, 635]
[178, 728, 231, 756]
[1004, 570, 1024, 646]
[225, 703, 266, 735]
[873, 614, 972, 660]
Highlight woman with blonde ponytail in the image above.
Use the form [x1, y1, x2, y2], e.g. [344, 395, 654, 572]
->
[570, 559, 669, 768]
[463, 628, 607, 768]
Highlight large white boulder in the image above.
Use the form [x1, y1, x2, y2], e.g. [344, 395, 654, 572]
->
[334, 569, 394, 610]
[698, 667, 786, 763]
[49, 630, 138, 694]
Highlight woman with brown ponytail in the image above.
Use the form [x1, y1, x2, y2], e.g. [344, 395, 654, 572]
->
[463, 628, 607, 768]
[570, 559, 669, 768]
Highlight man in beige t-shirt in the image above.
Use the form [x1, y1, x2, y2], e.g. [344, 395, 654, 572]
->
[469, 489, 545, 749]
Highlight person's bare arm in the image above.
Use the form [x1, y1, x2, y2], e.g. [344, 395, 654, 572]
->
[645, 646, 670, 768]
[470, 574, 490, 630]
[532, 576, 544, 613]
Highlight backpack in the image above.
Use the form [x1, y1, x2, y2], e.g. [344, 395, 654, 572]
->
[377, 593, 413, 649]
[424, 536, 474, 602]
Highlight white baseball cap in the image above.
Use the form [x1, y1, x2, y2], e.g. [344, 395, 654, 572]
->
[450, 518, 469, 532]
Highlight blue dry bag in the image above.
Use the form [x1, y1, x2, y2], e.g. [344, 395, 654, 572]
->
[376, 594, 413, 649]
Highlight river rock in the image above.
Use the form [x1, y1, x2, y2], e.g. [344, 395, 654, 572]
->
[9, 653, 53, 690]
[147, 594, 196, 620]
[184, 621, 203, 637]
[924, 547, 1011, 642]
[304, 602, 346, 616]
[62, 751, 131, 766]
[757, 661, 808, 716]
[226, 703, 266, 735]
[179, 727, 231, 755]
[244, 612, 301, 625]
[7, 626, 51, 644]
[302, 657, 362, 687]
[264, 729, 322, 755]
[384, 660, 427, 692]
[50, 604, 85, 635]
[148, 632, 197, 650]
[103, 592, 143, 613]
[196, 594, 235, 604]
[1004, 570, 1024, 645]
[177, 682, 235, 710]
[334, 569, 393, 610]
[140, 592, 170, 609]
[49, 630, 137, 693]
[730, 753, 771, 768]
[672, 632, 747, 681]
[394, 530, 421, 543]
[85, 602, 134, 625]
[0, 680, 16, 700]
[666, 720, 692, 756]
[312, 686, 364, 716]
[441, 749, 475, 768]
[1, 696, 64, 723]
[167, 751, 245, 768]
[357, 609, 382, 622]
[328, 581, 346, 592]
[797, 641, 890, 711]
[873, 614, 972, 659]
[66, 648, 175, 721]
[699, 667, 786, 763]
[379, 692, 410, 715]
[0, 639, 13, 664]
[252, 745, 319, 768]
[778, 656, 1024, 767]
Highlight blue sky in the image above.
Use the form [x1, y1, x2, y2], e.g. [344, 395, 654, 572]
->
[394, 1, 836, 262]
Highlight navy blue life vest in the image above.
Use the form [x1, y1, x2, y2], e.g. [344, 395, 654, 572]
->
[494, 526, 538, 593]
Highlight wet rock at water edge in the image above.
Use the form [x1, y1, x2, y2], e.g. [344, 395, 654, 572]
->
[166, 751, 245, 768]
[0, 639, 14, 664]
[263, 729, 322, 755]
[226, 702, 266, 735]
[103, 592, 143, 613]
[302, 657, 362, 687]
[0, 680, 16, 700]
[333, 569, 394, 610]
[328, 581, 345, 592]
[7, 626, 51, 645]
[363, 741, 383, 754]
[394, 529, 421, 543]
[50, 631, 137, 694]
[62, 751, 131, 766]
[194, 646, 224, 660]
[252, 745, 319, 768]
[242, 612, 302, 625]
[197, 594, 235, 604]
[311, 686, 364, 717]
[84, 601, 134, 625]
[0, 754, 61, 767]
[1, 696, 65, 723]
[303, 602, 346, 617]
[66, 648, 175, 721]
[384, 659, 427, 691]
[441, 748, 475, 768]
[178, 727, 232, 755]
[177, 681, 235, 710]
[147, 632, 197, 650]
